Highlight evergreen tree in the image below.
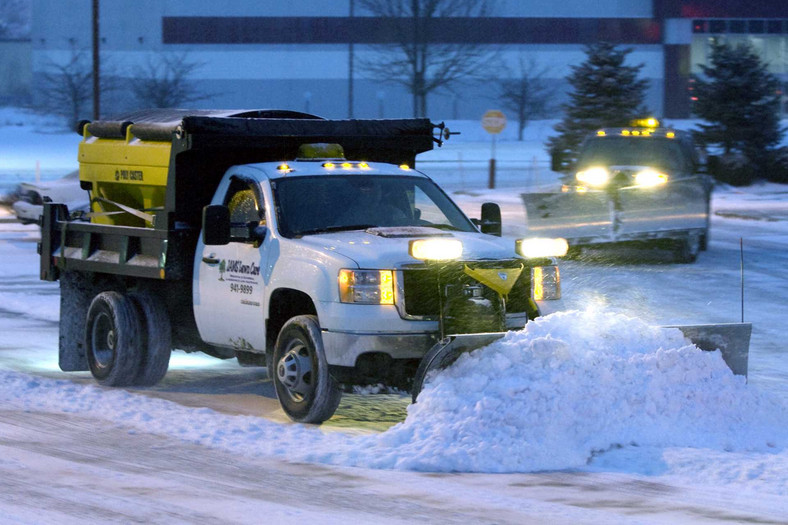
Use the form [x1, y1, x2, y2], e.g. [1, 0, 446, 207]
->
[692, 41, 782, 182]
[547, 42, 649, 171]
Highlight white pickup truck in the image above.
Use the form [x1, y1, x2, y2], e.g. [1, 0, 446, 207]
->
[40, 110, 566, 423]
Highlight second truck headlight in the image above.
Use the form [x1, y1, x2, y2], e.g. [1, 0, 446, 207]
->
[339, 269, 395, 304]
[575, 166, 609, 186]
[634, 169, 669, 187]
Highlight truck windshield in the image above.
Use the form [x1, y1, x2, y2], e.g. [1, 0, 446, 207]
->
[578, 137, 689, 172]
[272, 174, 476, 238]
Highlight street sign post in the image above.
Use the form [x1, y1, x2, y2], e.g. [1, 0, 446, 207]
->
[482, 110, 506, 189]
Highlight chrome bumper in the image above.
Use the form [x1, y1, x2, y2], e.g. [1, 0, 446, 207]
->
[322, 330, 438, 367]
[322, 312, 527, 367]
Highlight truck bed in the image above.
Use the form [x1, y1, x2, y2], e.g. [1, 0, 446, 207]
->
[39, 203, 197, 282]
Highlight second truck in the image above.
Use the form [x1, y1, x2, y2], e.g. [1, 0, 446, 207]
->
[524, 119, 713, 263]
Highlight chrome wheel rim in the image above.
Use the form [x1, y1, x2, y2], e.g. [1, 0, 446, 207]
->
[276, 342, 314, 402]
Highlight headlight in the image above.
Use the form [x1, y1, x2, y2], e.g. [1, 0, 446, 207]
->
[516, 237, 569, 258]
[409, 238, 463, 260]
[339, 269, 395, 304]
[634, 169, 669, 187]
[575, 166, 609, 186]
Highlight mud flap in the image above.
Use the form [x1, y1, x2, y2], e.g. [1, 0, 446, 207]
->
[671, 323, 751, 377]
[412, 333, 505, 402]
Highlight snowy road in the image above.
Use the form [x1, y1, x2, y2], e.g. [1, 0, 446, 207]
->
[7, 408, 786, 525]
[1, 183, 788, 523]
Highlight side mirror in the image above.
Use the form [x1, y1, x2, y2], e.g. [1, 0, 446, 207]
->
[202, 205, 231, 245]
[480, 202, 502, 236]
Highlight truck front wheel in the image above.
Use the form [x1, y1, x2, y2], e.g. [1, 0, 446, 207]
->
[85, 291, 143, 386]
[272, 315, 341, 424]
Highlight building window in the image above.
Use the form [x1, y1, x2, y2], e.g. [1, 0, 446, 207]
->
[748, 20, 765, 34]
[729, 20, 747, 34]
[709, 20, 727, 34]
[767, 20, 785, 34]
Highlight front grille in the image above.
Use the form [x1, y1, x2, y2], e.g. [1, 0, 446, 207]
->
[401, 259, 533, 317]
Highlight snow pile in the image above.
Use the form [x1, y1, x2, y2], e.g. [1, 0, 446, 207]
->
[2, 309, 787, 484]
[340, 310, 788, 472]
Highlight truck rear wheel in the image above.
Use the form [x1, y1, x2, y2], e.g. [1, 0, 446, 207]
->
[129, 292, 171, 386]
[85, 291, 143, 386]
[272, 315, 341, 424]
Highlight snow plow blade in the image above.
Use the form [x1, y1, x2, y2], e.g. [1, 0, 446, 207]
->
[412, 333, 506, 402]
[411, 323, 751, 402]
[521, 185, 709, 247]
[670, 323, 751, 377]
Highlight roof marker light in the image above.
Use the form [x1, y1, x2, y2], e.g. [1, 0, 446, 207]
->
[341, 162, 352, 169]
[596, 130, 606, 136]
[631, 117, 660, 128]
[323, 162, 335, 169]
[399, 164, 411, 170]
[666, 131, 675, 139]
[277, 163, 292, 173]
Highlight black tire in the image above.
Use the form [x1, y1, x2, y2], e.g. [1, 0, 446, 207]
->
[272, 315, 341, 424]
[129, 292, 171, 386]
[85, 291, 143, 386]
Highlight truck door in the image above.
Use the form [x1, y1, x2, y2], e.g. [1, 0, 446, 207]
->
[193, 176, 267, 351]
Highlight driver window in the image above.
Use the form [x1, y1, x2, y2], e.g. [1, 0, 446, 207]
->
[224, 179, 264, 225]
[224, 178, 264, 241]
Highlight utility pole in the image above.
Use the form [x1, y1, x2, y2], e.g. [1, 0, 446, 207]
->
[348, 0, 354, 118]
[92, 0, 100, 120]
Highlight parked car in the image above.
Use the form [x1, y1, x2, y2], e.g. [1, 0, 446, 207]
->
[12, 171, 89, 224]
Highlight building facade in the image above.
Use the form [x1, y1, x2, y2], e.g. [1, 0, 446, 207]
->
[30, 0, 788, 121]
[0, 38, 31, 105]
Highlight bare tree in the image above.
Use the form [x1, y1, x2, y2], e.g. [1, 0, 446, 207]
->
[496, 56, 554, 141]
[358, 0, 496, 117]
[38, 47, 118, 129]
[39, 49, 93, 129]
[0, 0, 30, 38]
[131, 53, 210, 108]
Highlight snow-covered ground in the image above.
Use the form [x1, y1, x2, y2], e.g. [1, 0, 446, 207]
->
[1, 107, 788, 522]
